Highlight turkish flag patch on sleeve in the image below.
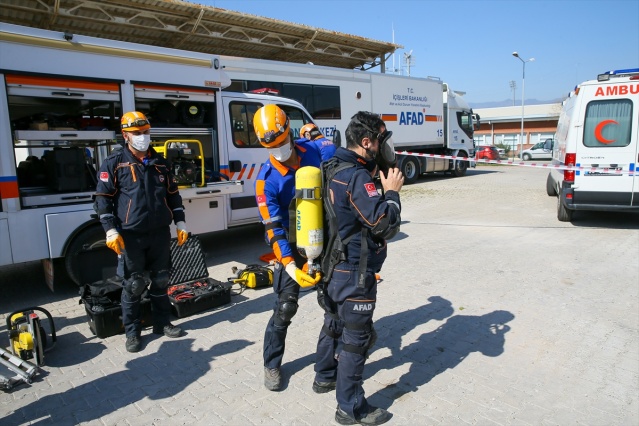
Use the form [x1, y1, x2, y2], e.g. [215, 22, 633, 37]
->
[364, 182, 378, 197]
[256, 194, 267, 206]
[100, 172, 109, 182]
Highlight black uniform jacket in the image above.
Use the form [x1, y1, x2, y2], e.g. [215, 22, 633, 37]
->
[94, 145, 185, 233]
[329, 147, 401, 272]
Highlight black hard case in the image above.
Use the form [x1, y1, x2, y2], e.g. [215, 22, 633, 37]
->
[168, 235, 231, 318]
[78, 246, 152, 338]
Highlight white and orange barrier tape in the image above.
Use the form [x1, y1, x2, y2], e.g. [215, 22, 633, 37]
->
[396, 150, 637, 176]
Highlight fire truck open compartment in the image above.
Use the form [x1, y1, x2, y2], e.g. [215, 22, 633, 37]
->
[7, 74, 122, 209]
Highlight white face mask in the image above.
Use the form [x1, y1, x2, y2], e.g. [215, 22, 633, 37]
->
[268, 142, 293, 162]
[129, 134, 151, 151]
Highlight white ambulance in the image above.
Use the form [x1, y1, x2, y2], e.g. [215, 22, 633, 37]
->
[547, 68, 639, 221]
[0, 23, 316, 288]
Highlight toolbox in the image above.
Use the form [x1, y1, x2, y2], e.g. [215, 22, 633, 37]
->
[167, 235, 231, 318]
[78, 246, 152, 338]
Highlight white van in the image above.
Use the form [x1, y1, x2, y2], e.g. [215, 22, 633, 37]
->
[547, 68, 639, 221]
[522, 138, 553, 161]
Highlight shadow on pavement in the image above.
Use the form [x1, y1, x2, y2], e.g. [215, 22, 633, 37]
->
[567, 211, 639, 229]
[2, 337, 252, 424]
[367, 309, 515, 408]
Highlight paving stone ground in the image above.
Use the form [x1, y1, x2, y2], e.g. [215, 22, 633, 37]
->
[1, 164, 638, 425]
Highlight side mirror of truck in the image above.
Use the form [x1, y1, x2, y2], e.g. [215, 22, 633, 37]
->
[333, 130, 342, 148]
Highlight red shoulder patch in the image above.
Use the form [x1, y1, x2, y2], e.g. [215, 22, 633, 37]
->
[364, 182, 378, 197]
[99, 172, 109, 182]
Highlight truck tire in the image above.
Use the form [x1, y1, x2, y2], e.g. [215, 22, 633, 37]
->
[546, 173, 557, 196]
[399, 156, 420, 185]
[452, 159, 468, 177]
[64, 225, 107, 286]
[522, 153, 532, 161]
[557, 196, 573, 222]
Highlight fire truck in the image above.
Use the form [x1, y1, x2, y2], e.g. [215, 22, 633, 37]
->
[0, 23, 316, 288]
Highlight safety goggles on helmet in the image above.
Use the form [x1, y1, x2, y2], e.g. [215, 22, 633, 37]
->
[260, 119, 289, 144]
[121, 119, 150, 130]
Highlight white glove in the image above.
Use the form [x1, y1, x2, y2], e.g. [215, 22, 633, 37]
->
[285, 262, 321, 288]
[106, 229, 125, 255]
[176, 221, 188, 246]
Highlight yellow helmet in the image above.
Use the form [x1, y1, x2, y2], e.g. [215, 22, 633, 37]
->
[253, 104, 290, 148]
[300, 123, 323, 140]
[121, 111, 150, 132]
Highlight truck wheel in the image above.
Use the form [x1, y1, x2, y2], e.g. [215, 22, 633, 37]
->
[399, 156, 420, 185]
[546, 173, 557, 196]
[65, 225, 106, 286]
[557, 196, 573, 222]
[452, 159, 468, 177]
[522, 153, 532, 161]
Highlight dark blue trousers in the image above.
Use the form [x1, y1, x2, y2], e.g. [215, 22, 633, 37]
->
[120, 228, 172, 338]
[263, 262, 300, 369]
[314, 264, 377, 419]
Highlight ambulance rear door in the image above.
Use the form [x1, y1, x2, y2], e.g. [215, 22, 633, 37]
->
[573, 75, 639, 208]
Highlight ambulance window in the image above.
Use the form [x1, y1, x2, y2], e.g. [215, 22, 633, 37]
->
[278, 105, 313, 140]
[229, 102, 261, 148]
[583, 99, 632, 148]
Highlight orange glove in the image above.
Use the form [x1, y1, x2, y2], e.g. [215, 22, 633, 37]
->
[106, 229, 125, 255]
[176, 221, 188, 246]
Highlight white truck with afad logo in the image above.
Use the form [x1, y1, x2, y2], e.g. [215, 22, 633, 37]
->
[546, 68, 639, 221]
[0, 23, 316, 288]
[222, 56, 480, 184]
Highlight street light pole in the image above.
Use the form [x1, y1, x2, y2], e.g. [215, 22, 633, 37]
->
[512, 52, 534, 159]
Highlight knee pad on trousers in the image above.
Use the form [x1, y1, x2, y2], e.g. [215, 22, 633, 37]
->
[151, 270, 170, 290]
[275, 300, 298, 325]
[124, 273, 148, 297]
[343, 322, 376, 358]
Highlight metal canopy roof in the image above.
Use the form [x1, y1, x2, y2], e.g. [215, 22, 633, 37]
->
[0, 0, 401, 71]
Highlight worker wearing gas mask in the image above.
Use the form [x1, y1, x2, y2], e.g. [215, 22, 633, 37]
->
[253, 105, 323, 391]
[94, 111, 188, 353]
[313, 111, 403, 425]
[298, 123, 336, 161]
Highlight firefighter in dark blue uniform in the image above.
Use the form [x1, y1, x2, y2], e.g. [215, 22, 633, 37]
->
[253, 105, 323, 391]
[313, 112, 403, 425]
[298, 123, 336, 161]
[95, 111, 189, 353]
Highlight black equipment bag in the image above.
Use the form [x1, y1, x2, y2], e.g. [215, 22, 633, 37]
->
[77, 246, 151, 338]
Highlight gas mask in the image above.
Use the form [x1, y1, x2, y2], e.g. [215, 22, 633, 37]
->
[267, 141, 294, 162]
[128, 133, 151, 152]
[375, 130, 397, 174]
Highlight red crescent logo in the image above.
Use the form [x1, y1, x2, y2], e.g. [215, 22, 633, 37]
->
[594, 119, 618, 144]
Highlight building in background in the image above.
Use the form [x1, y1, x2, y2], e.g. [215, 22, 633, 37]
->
[473, 103, 562, 156]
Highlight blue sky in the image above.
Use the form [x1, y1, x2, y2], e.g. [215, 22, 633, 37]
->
[195, 0, 639, 106]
